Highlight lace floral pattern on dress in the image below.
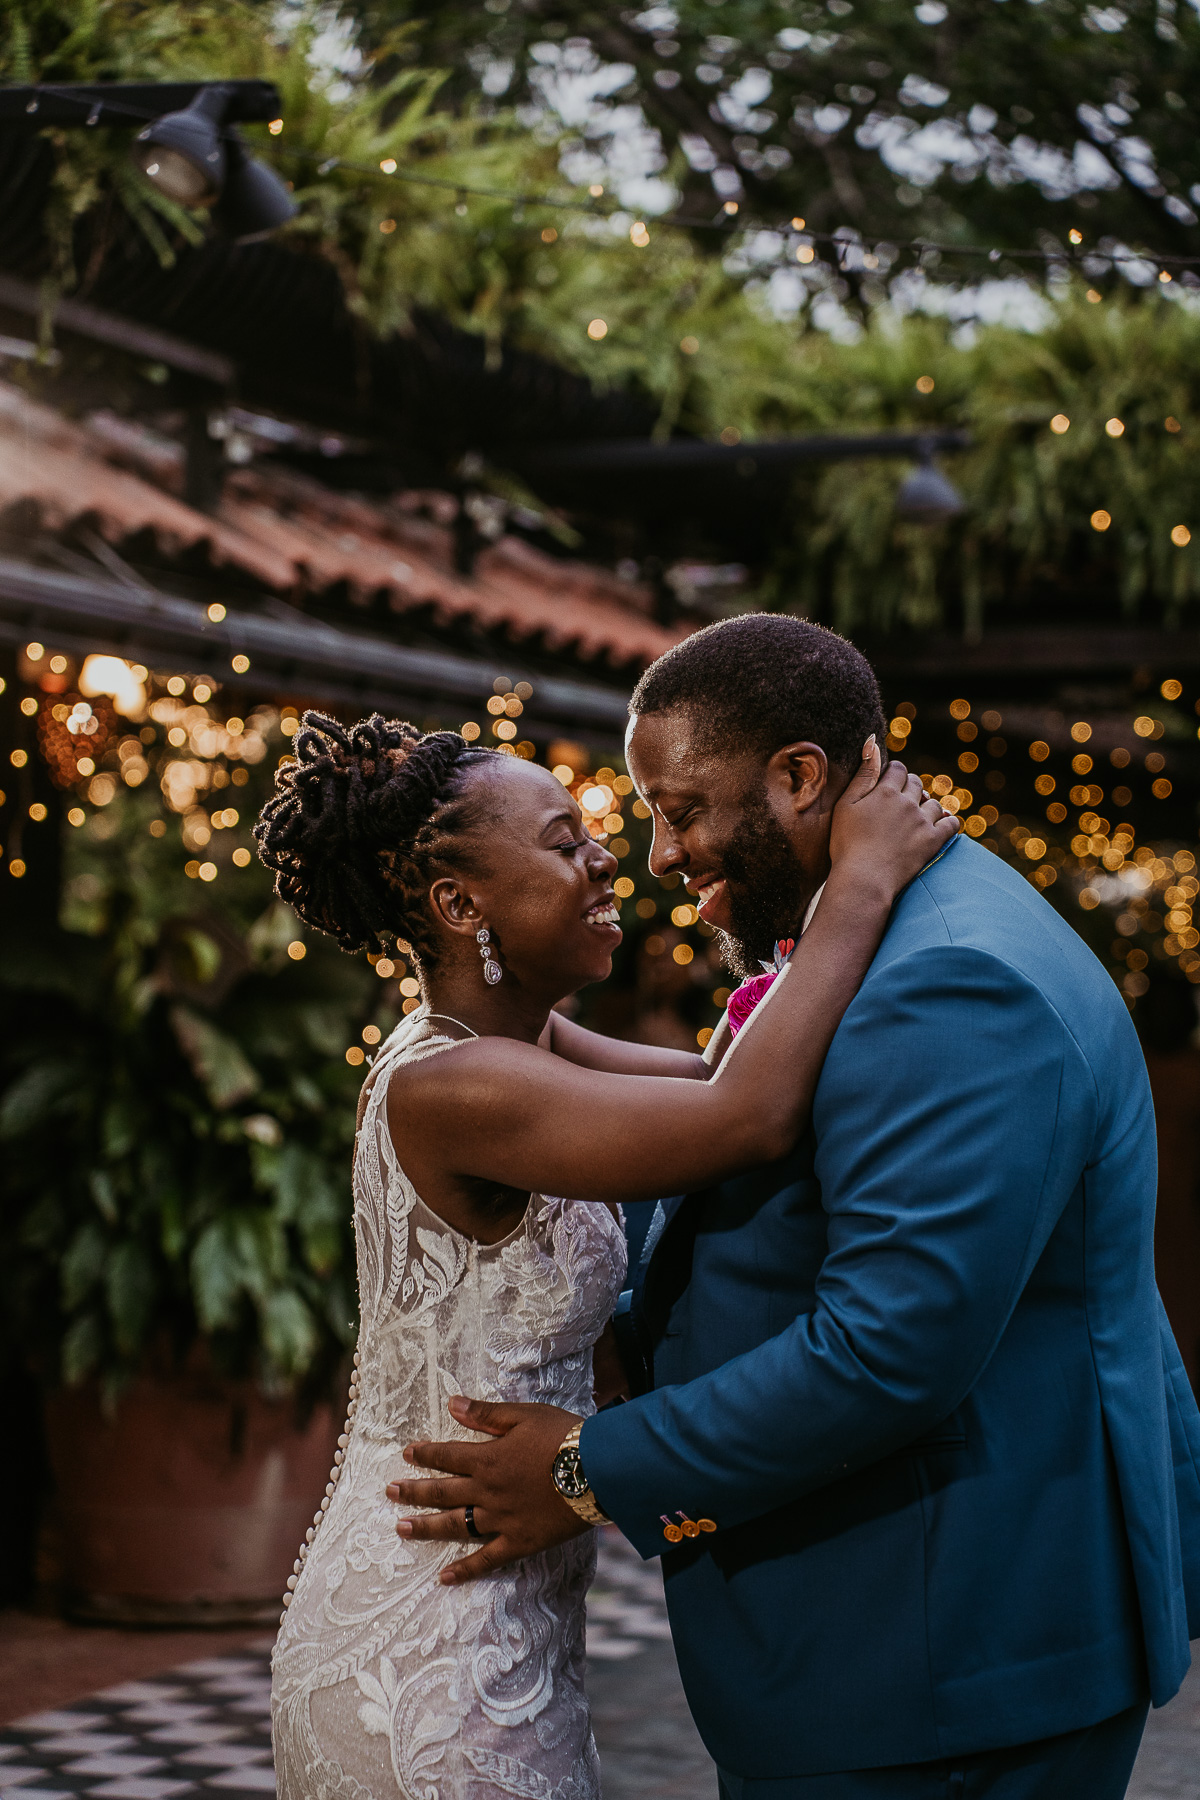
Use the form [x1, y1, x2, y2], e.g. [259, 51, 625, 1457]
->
[271, 1011, 627, 1800]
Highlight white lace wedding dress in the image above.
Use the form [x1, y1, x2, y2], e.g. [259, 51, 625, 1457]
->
[271, 1010, 627, 1800]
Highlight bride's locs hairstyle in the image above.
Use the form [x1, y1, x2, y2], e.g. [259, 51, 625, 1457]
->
[630, 613, 886, 771]
[254, 712, 494, 969]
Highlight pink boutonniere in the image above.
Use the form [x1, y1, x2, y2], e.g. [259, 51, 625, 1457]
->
[726, 939, 796, 1037]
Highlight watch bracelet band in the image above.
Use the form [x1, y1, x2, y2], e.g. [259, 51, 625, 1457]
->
[555, 1422, 609, 1525]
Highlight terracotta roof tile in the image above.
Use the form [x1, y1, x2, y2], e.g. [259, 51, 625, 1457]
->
[0, 385, 293, 590]
[0, 382, 687, 670]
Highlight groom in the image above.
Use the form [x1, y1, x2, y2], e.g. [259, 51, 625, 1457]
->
[387, 615, 1200, 1798]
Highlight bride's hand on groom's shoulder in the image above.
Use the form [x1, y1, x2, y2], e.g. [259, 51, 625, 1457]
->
[828, 738, 960, 898]
[385, 1396, 590, 1583]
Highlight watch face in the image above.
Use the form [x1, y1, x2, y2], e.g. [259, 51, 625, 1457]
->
[552, 1447, 591, 1501]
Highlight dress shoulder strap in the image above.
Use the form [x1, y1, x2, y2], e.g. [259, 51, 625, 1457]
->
[425, 1012, 480, 1040]
[374, 1009, 473, 1066]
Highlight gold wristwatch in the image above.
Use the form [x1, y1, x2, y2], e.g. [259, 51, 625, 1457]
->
[551, 1422, 609, 1525]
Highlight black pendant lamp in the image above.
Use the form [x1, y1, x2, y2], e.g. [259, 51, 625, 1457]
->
[132, 84, 232, 207]
[895, 444, 966, 524]
[133, 83, 296, 240]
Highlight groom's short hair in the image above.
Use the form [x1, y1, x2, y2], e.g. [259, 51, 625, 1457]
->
[630, 613, 886, 772]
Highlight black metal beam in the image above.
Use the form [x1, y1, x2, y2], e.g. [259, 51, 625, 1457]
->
[0, 81, 281, 129]
[0, 557, 631, 734]
[519, 429, 970, 477]
[0, 273, 234, 386]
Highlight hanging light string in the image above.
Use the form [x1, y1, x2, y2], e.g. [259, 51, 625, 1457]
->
[19, 81, 1199, 279]
[291, 147, 1200, 278]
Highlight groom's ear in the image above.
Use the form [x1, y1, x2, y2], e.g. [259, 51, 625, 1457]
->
[767, 742, 830, 817]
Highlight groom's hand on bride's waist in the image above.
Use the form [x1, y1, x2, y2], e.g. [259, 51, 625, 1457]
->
[386, 1396, 588, 1584]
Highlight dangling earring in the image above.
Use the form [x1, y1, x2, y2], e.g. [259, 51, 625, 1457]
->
[477, 927, 503, 985]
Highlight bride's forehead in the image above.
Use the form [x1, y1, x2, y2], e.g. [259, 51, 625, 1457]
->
[469, 755, 570, 818]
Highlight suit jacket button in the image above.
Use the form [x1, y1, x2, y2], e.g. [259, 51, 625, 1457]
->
[661, 1519, 683, 1543]
[679, 1516, 700, 1538]
[698, 1519, 717, 1533]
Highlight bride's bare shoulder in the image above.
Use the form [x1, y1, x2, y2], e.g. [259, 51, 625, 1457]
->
[384, 1034, 544, 1117]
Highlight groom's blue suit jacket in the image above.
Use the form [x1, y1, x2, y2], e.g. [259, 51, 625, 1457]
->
[581, 835, 1200, 1778]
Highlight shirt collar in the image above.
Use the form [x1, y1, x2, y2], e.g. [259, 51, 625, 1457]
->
[758, 881, 826, 972]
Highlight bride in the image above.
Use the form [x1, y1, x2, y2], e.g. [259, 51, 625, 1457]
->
[258, 713, 955, 1800]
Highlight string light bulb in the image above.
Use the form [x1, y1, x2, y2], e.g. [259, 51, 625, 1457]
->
[279, 139, 1200, 281]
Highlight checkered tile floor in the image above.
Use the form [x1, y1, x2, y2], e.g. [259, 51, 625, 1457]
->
[0, 1656, 275, 1800]
[587, 1527, 674, 1661]
[0, 1533, 671, 1797]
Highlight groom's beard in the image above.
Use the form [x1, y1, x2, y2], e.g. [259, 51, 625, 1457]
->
[715, 785, 812, 982]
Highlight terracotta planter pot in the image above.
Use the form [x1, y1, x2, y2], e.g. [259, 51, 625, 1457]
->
[44, 1374, 342, 1625]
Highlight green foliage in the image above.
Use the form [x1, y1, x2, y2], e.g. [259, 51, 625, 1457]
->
[2, 0, 782, 387]
[0, 703, 388, 1401]
[2, 0, 581, 342]
[371, 0, 1200, 282]
[762, 292, 1200, 634]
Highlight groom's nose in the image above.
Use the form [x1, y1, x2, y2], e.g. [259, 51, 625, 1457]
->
[648, 817, 686, 880]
